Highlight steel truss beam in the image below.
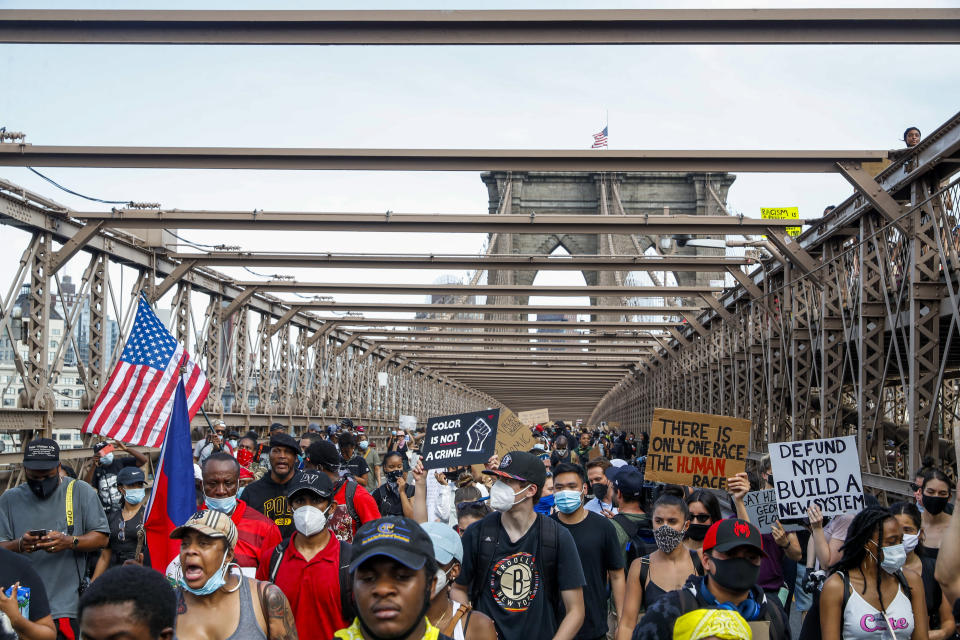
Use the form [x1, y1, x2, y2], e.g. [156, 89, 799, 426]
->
[1, 146, 886, 174]
[245, 282, 720, 296]
[334, 319, 681, 330]
[67, 209, 807, 235]
[2, 9, 957, 45]
[171, 252, 754, 272]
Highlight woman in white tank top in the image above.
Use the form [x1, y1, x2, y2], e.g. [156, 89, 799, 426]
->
[819, 506, 929, 640]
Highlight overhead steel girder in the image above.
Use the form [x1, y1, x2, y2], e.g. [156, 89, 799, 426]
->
[393, 347, 652, 357]
[274, 304, 709, 316]
[351, 330, 665, 340]
[2, 9, 957, 45]
[171, 252, 754, 272]
[377, 339, 656, 348]
[2, 146, 886, 174]
[242, 281, 721, 296]
[334, 319, 682, 330]
[70, 210, 807, 235]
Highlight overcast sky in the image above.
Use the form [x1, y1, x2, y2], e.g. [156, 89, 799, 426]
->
[2, 0, 959, 322]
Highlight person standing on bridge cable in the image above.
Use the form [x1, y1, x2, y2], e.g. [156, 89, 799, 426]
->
[238, 433, 301, 539]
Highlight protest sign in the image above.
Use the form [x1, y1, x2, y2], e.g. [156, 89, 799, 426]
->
[761, 207, 801, 237]
[743, 490, 805, 534]
[495, 408, 536, 458]
[517, 408, 550, 426]
[645, 408, 750, 490]
[769, 435, 864, 518]
[420, 409, 500, 470]
[398, 415, 417, 431]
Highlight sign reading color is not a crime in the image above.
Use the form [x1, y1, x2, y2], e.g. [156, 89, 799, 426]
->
[420, 409, 500, 470]
[645, 408, 750, 490]
[769, 435, 864, 518]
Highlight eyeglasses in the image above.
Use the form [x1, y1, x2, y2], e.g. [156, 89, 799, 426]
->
[690, 514, 712, 523]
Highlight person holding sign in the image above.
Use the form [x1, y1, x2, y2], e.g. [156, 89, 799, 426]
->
[632, 518, 790, 640]
[818, 506, 928, 640]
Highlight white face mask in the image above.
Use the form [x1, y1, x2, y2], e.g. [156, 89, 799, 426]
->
[903, 532, 921, 554]
[432, 567, 451, 598]
[489, 480, 531, 512]
[293, 505, 329, 537]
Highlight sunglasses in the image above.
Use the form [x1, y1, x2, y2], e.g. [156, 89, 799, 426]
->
[690, 514, 712, 523]
[909, 483, 921, 492]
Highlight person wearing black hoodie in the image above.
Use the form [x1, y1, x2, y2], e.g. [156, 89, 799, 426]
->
[238, 433, 301, 538]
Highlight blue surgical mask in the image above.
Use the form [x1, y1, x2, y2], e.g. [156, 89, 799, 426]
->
[297, 454, 305, 470]
[204, 494, 237, 514]
[554, 490, 584, 514]
[879, 543, 907, 574]
[100, 453, 114, 466]
[180, 549, 230, 596]
[534, 494, 555, 515]
[359, 440, 369, 450]
[124, 488, 145, 505]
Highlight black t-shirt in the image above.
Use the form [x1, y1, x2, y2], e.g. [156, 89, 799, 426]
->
[106, 507, 151, 568]
[239, 472, 300, 539]
[371, 483, 415, 517]
[456, 513, 585, 640]
[0, 547, 51, 639]
[341, 455, 370, 480]
[552, 511, 625, 640]
[92, 457, 140, 515]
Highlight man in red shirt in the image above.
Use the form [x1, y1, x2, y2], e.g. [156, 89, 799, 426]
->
[306, 440, 381, 542]
[201, 452, 281, 575]
[256, 470, 350, 640]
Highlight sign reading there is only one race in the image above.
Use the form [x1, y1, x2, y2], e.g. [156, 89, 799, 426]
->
[645, 408, 750, 490]
[743, 490, 805, 534]
[420, 408, 500, 470]
[768, 435, 864, 518]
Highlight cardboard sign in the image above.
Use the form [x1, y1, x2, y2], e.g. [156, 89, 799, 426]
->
[645, 408, 750, 490]
[495, 408, 536, 458]
[743, 490, 805, 534]
[517, 408, 550, 426]
[769, 435, 864, 518]
[761, 207, 801, 237]
[398, 415, 417, 431]
[420, 409, 500, 470]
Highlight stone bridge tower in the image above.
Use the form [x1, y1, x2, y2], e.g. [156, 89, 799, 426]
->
[481, 171, 736, 309]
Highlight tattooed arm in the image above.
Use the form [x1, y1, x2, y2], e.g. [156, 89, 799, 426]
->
[263, 582, 299, 640]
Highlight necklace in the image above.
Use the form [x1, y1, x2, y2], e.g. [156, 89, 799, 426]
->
[434, 601, 452, 630]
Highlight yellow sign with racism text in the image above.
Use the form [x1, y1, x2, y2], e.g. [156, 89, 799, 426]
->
[761, 207, 801, 237]
[645, 408, 750, 490]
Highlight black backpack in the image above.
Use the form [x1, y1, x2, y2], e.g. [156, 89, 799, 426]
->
[674, 582, 788, 640]
[268, 538, 355, 622]
[797, 570, 913, 640]
[333, 477, 361, 525]
[468, 513, 561, 621]
[612, 513, 657, 567]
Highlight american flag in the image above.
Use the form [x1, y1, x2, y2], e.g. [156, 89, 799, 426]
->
[82, 293, 209, 447]
[591, 126, 608, 149]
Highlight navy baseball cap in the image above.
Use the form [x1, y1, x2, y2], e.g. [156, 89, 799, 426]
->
[606, 465, 643, 499]
[350, 517, 434, 573]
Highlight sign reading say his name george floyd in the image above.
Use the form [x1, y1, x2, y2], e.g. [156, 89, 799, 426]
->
[645, 408, 750, 490]
[769, 435, 864, 518]
[743, 490, 805, 534]
[420, 409, 500, 469]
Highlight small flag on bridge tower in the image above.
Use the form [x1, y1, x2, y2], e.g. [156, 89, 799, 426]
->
[82, 292, 209, 447]
[591, 126, 608, 149]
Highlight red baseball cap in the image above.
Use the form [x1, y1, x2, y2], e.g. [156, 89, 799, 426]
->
[702, 518, 767, 556]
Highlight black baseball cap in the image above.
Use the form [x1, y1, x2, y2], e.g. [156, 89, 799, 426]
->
[93, 442, 111, 454]
[350, 516, 434, 573]
[23, 438, 60, 470]
[117, 466, 146, 486]
[703, 518, 767, 557]
[269, 433, 301, 455]
[269, 423, 286, 433]
[606, 465, 643, 498]
[482, 450, 547, 488]
[306, 440, 340, 469]
[287, 469, 334, 500]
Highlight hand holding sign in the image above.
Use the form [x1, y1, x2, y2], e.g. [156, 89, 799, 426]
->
[727, 472, 750, 501]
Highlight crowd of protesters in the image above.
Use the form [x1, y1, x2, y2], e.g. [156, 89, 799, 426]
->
[0, 411, 957, 640]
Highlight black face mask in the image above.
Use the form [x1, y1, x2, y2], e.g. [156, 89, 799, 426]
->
[922, 494, 949, 515]
[686, 523, 710, 541]
[27, 475, 60, 500]
[591, 483, 608, 501]
[386, 469, 403, 484]
[708, 556, 761, 593]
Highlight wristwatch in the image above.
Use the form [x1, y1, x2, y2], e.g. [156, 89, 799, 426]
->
[72, 536, 79, 549]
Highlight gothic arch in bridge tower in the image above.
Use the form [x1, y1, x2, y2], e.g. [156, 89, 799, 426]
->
[480, 171, 736, 312]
